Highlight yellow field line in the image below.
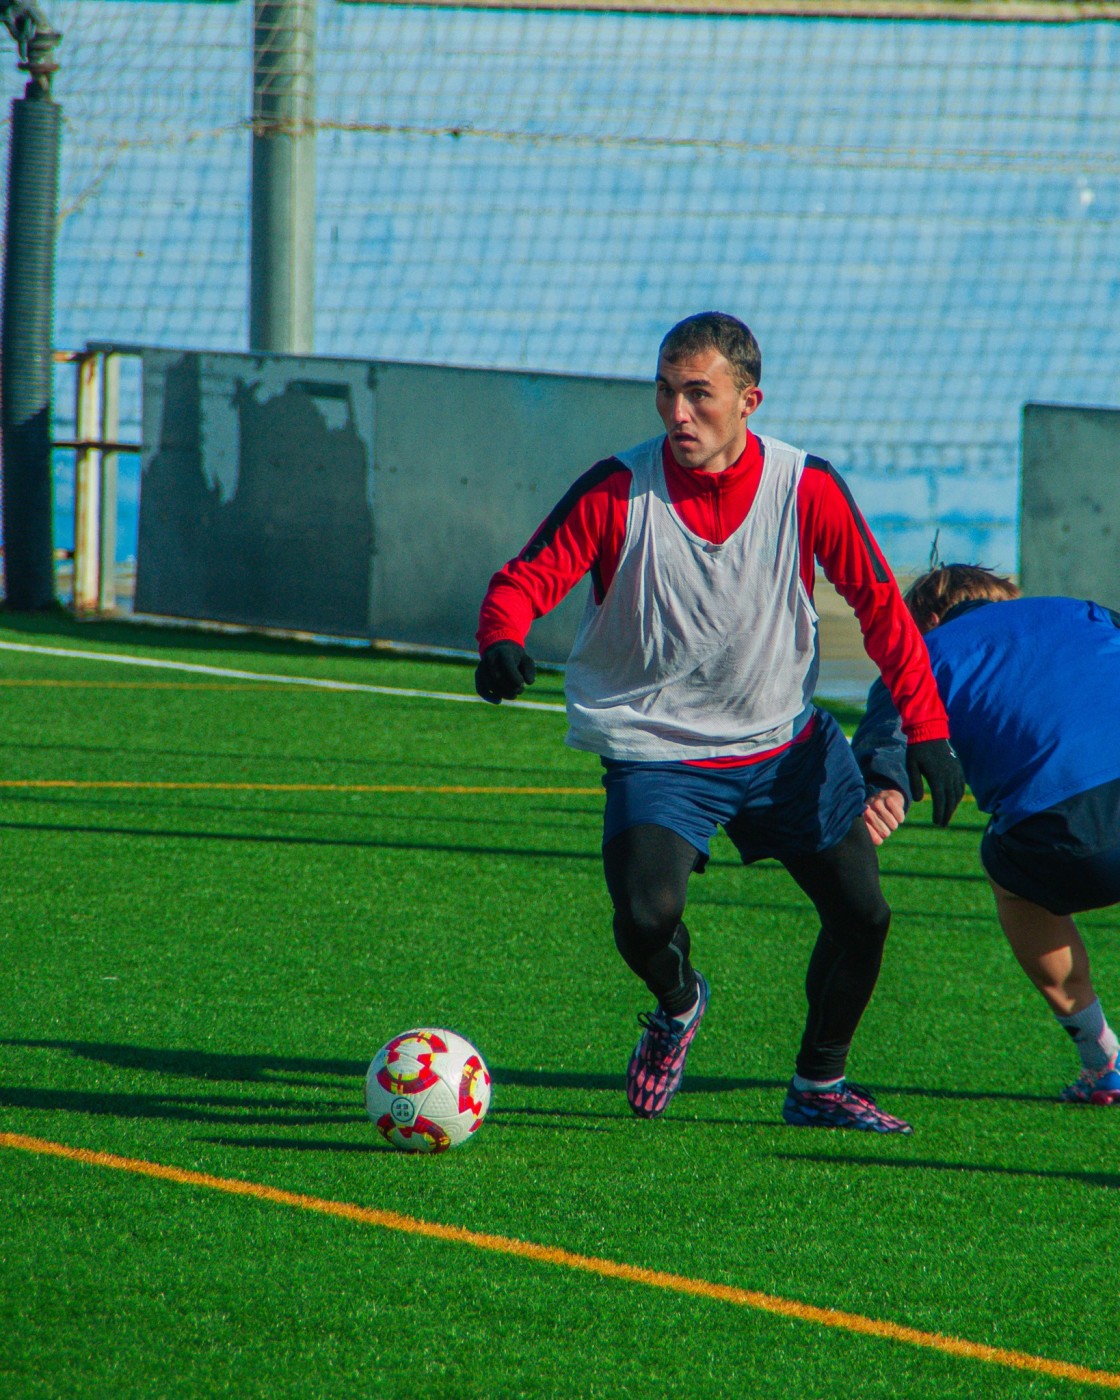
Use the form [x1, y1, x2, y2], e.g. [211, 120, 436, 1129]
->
[0, 780, 601, 796]
[1, 1131, 1115, 1389]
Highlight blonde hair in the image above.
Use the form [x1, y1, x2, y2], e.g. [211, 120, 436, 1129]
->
[904, 564, 1020, 633]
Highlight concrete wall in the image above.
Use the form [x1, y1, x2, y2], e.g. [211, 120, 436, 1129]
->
[135, 350, 659, 660]
[1020, 403, 1120, 610]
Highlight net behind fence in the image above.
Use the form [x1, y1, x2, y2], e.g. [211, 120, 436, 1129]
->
[2, 2, 1118, 573]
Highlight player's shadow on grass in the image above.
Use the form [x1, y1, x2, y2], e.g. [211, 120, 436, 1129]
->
[4, 1040, 781, 1094]
[3, 1038, 367, 1083]
[0, 1084, 365, 1126]
[201, 1135, 391, 1153]
[1, 1040, 792, 1134]
[0, 1039, 369, 1128]
[0, 817, 601, 863]
[772, 1151, 1120, 1191]
[494, 1069, 1058, 1106]
[0, 818, 999, 882]
[4, 1042, 1059, 1108]
[484, 1105, 778, 1129]
[0, 791, 600, 837]
[0, 735, 581, 785]
[491, 1066, 786, 1094]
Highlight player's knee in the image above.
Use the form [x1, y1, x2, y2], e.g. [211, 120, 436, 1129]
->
[612, 889, 685, 960]
[866, 894, 891, 945]
[859, 895, 891, 952]
[826, 894, 891, 954]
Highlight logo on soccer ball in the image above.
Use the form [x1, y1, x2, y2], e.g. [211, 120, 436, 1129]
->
[375, 1029, 447, 1096]
[390, 1096, 415, 1123]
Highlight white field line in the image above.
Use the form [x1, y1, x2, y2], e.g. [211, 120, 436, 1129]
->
[0, 640, 566, 713]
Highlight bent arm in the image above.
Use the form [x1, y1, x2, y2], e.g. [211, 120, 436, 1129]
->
[851, 677, 912, 845]
[476, 459, 629, 651]
[800, 460, 949, 743]
[851, 676, 913, 803]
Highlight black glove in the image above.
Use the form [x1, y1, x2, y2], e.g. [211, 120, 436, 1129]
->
[475, 641, 537, 704]
[905, 737, 965, 827]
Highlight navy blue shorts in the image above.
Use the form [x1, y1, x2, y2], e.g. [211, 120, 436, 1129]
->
[600, 708, 866, 868]
[981, 775, 1120, 915]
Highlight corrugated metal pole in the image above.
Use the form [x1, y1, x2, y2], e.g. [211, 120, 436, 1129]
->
[250, 0, 316, 354]
[72, 349, 100, 612]
[0, 1, 62, 609]
[97, 350, 120, 612]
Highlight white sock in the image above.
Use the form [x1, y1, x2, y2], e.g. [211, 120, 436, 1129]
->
[1056, 998, 1120, 1072]
[792, 1073, 844, 1093]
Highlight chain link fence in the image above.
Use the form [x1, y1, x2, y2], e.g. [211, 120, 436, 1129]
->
[2, 1, 1118, 574]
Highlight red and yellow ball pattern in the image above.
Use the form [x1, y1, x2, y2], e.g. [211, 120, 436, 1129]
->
[366, 1028, 492, 1153]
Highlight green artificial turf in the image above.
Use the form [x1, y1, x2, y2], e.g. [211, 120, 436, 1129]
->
[0, 612, 1117, 1399]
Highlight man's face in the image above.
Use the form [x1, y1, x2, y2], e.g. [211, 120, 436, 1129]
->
[655, 347, 762, 474]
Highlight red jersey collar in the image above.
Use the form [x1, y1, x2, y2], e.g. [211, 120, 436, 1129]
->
[660, 431, 763, 494]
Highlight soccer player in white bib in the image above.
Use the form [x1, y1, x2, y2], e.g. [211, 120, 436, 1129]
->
[475, 312, 964, 1133]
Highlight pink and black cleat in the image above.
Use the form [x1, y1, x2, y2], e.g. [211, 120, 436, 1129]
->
[782, 1080, 913, 1134]
[626, 973, 710, 1119]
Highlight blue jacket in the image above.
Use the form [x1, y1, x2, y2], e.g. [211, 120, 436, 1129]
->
[852, 596, 1120, 832]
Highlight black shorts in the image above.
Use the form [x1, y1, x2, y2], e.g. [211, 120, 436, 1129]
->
[980, 775, 1120, 915]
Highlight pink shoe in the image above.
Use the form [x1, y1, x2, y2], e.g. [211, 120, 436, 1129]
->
[626, 974, 710, 1119]
[782, 1080, 912, 1134]
[1061, 1060, 1120, 1105]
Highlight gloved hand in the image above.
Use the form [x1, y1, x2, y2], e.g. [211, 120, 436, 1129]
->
[905, 737, 965, 827]
[475, 641, 537, 704]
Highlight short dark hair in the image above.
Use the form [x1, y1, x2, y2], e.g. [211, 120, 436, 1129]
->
[658, 312, 762, 389]
[904, 564, 1020, 633]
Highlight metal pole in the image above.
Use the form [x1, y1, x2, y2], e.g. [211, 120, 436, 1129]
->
[1, 15, 62, 609]
[97, 350, 120, 612]
[250, 0, 316, 354]
[72, 348, 100, 612]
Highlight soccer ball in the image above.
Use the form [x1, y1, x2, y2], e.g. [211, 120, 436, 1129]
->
[366, 1027, 492, 1153]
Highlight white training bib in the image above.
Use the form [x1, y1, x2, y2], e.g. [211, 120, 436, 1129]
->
[564, 434, 819, 761]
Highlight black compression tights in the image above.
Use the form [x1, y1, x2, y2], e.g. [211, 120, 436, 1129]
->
[603, 819, 891, 1080]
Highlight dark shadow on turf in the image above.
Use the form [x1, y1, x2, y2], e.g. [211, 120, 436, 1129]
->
[488, 1073, 1050, 1105]
[2, 1042, 786, 1098]
[0, 737, 582, 783]
[3, 1039, 366, 1082]
[6, 1043, 1057, 1104]
[0, 818, 999, 884]
[0, 817, 601, 861]
[0, 1084, 365, 1125]
[869, 868, 988, 882]
[199, 1111, 779, 1146]
[491, 1066, 785, 1094]
[486, 1106, 774, 1128]
[201, 1135, 392, 1152]
[689, 898, 995, 922]
[0, 791, 602, 835]
[873, 1083, 1051, 1103]
[493, 1070, 1058, 1106]
[771, 1150, 1120, 1190]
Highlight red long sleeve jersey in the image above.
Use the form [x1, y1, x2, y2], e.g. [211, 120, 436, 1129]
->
[477, 434, 949, 749]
